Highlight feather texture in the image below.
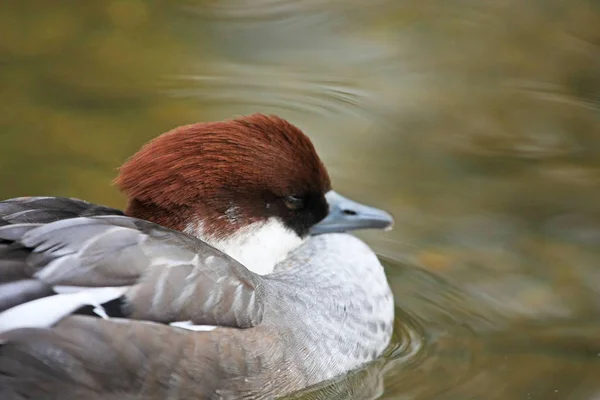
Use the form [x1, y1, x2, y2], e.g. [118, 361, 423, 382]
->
[0, 198, 264, 329]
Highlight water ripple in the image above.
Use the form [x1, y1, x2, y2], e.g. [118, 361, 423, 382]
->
[166, 63, 373, 117]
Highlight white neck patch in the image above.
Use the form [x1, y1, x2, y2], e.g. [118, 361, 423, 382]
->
[184, 217, 304, 275]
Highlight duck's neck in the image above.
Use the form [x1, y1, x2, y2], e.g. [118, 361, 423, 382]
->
[126, 198, 304, 276]
[183, 216, 305, 276]
[125, 198, 190, 232]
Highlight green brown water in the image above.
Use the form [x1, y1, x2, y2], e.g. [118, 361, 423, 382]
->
[2, 1, 600, 398]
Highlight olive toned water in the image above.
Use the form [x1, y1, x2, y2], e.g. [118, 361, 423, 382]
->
[2, 1, 600, 399]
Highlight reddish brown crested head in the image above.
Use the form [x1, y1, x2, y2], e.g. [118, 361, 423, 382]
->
[114, 114, 331, 240]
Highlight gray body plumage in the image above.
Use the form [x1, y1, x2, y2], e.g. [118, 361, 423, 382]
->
[0, 197, 394, 399]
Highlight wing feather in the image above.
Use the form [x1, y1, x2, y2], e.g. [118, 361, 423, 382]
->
[0, 198, 264, 332]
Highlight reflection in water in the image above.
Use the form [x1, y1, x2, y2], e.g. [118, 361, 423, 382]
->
[2, 0, 600, 398]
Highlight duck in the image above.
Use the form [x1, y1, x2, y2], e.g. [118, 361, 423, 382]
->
[0, 113, 395, 399]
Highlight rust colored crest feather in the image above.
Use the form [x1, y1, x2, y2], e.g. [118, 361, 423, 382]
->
[114, 114, 331, 236]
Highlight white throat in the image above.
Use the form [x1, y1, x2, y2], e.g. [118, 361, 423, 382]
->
[184, 217, 304, 275]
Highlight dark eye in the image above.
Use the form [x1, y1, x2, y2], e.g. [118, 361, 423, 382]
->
[283, 195, 305, 210]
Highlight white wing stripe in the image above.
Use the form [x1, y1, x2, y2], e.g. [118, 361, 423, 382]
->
[0, 286, 128, 334]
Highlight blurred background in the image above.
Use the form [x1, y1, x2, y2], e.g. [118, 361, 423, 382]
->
[2, 0, 600, 398]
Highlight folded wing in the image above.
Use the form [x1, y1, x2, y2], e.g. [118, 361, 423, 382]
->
[0, 197, 264, 333]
